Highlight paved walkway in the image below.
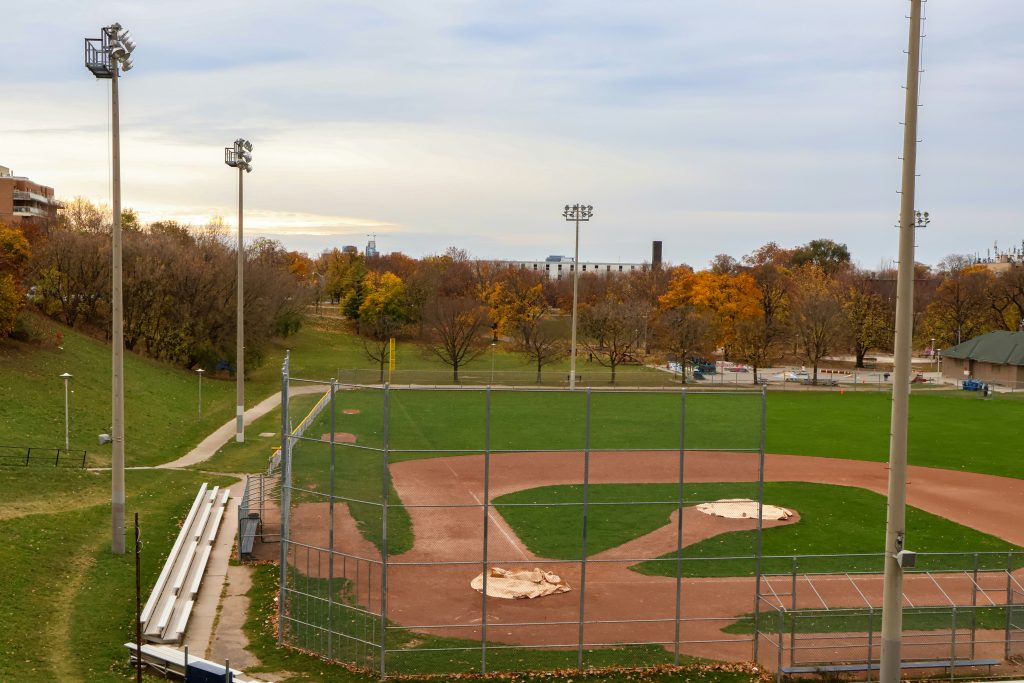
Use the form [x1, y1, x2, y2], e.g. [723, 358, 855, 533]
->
[157, 383, 327, 675]
[159, 384, 325, 470]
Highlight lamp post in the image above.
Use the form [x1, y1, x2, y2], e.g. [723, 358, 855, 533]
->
[225, 138, 253, 443]
[85, 22, 136, 555]
[879, 0, 927, 673]
[563, 204, 593, 391]
[931, 337, 937, 373]
[60, 373, 72, 451]
[196, 368, 205, 418]
[490, 341, 497, 385]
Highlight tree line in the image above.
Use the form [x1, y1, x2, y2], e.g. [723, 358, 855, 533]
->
[4, 204, 1022, 384]
[2, 198, 310, 373]
[315, 237, 1024, 384]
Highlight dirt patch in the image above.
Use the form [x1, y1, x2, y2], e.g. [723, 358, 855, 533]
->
[342, 409, 361, 415]
[319, 433, 357, 444]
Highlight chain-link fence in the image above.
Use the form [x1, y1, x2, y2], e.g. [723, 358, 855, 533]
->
[268, 355, 1024, 679]
[754, 551, 1024, 681]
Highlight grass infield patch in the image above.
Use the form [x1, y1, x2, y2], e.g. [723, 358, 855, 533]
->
[491, 483, 1019, 577]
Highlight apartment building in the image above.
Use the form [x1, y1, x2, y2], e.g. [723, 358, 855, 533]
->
[0, 165, 60, 229]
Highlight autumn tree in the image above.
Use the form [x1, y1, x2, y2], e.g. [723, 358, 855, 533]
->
[358, 272, 410, 382]
[790, 238, 851, 275]
[734, 242, 793, 379]
[426, 296, 487, 382]
[984, 268, 1024, 332]
[842, 279, 890, 368]
[659, 267, 760, 357]
[654, 306, 716, 381]
[0, 224, 31, 336]
[920, 263, 994, 347]
[789, 265, 846, 383]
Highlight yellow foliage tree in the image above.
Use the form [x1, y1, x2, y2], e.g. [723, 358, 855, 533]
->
[659, 267, 761, 353]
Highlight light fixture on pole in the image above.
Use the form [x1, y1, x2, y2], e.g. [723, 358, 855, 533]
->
[880, 2, 926, 679]
[490, 341, 497, 386]
[85, 22, 136, 556]
[563, 203, 593, 391]
[225, 138, 253, 443]
[60, 372, 73, 452]
[196, 368, 205, 418]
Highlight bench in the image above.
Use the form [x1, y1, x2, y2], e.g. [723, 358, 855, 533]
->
[239, 515, 260, 556]
[566, 374, 582, 382]
[781, 658, 999, 675]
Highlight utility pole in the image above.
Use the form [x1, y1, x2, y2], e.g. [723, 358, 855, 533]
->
[880, 2, 926, 680]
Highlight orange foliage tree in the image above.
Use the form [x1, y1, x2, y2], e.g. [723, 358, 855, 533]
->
[658, 267, 760, 357]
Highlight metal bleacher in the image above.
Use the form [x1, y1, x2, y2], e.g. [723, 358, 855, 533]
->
[139, 483, 229, 644]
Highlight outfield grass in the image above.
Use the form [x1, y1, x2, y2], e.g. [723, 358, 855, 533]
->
[288, 387, 1024, 475]
[491, 483, 1019, 577]
[722, 605, 1009, 635]
[0, 467, 234, 682]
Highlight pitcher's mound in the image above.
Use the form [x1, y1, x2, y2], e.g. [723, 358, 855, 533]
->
[471, 567, 572, 600]
[320, 433, 357, 444]
[697, 498, 793, 521]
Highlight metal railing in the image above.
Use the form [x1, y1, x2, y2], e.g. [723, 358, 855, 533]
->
[0, 444, 89, 468]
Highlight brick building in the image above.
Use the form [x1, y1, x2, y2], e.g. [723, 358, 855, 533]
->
[0, 165, 60, 230]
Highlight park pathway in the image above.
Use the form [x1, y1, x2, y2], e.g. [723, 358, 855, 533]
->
[157, 383, 327, 677]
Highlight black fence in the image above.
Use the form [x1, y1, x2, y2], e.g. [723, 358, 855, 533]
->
[0, 445, 89, 468]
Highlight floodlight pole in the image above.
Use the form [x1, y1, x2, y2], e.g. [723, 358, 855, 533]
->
[236, 164, 245, 442]
[110, 55, 127, 555]
[880, 2, 925, 680]
[563, 204, 593, 391]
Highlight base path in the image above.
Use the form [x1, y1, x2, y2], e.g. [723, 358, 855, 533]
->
[282, 450, 1024, 665]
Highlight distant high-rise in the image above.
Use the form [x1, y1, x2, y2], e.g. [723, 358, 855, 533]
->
[365, 234, 379, 258]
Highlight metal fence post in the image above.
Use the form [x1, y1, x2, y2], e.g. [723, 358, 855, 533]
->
[776, 606, 785, 683]
[379, 383, 391, 676]
[328, 378, 336, 659]
[971, 552, 978, 661]
[481, 387, 492, 674]
[752, 385, 768, 661]
[950, 606, 958, 681]
[867, 607, 875, 682]
[277, 352, 291, 645]
[1006, 551, 1014, 660]
[673, 387, 686, 665]
[577, 388, 591, 670]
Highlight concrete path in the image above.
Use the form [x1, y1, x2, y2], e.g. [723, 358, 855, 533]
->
[159, 384, 326, 469]
[158, 383, 327, 675]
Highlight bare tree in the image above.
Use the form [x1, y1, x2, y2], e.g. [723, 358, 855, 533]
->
[517, 316, 567, 383]
[580, 299, 645, 384]
[655, 306, 716, 381]
[426, 296, 487, 382]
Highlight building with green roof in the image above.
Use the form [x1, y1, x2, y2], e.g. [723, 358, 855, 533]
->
[940, 330, 1024, 386]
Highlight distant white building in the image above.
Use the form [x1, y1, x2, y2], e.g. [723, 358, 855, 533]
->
[501, 255, 649, 280]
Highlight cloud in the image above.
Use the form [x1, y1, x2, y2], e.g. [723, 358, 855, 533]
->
[1, 1, 1022, 268]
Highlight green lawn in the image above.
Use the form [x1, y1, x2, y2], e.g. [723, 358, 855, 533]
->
[722, 605, 1009, 635]
[0, 467, 235, 682]
[491, 483, 1019, 577]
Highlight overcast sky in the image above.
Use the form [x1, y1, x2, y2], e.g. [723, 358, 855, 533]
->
[2, 1, 1022, 268]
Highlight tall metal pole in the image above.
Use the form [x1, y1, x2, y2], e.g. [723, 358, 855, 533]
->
[197, 369, 204, 417]
[236, 167, 245, 442]
[880, 2, 925, 680]
[570, 217, 581, 391]
[61, 373, 72, 451]
[111, 62, 126, 555]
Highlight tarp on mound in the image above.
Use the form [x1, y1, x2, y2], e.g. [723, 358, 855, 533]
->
[471, 567, 572, 599]
[696, 498, 793, 520]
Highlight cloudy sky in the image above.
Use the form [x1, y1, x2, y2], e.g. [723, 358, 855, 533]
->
[2, 1, 1022, 268]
